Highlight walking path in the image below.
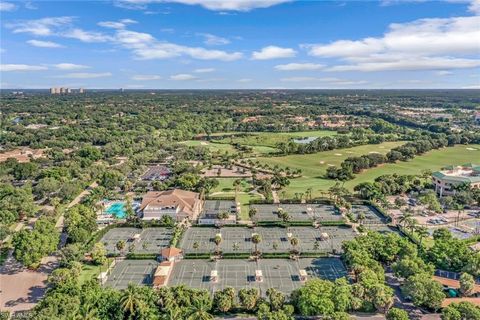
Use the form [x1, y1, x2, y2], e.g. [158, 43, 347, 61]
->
[0, 181, 98, 314]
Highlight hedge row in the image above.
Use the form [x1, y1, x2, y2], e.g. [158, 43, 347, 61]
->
[184, 253, 212, 259]
[222, 253, 251, 259]
[126, 253, 157, 260]
[319, 220, 348, 227]
[205, 196, 236, 201]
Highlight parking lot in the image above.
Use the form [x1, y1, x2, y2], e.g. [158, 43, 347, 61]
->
[250, 204, 341, 222]
[99, 227, 173, 254]
[168, 258, 348, 295]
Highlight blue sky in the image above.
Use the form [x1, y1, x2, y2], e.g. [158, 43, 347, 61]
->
[1, 0, 479, 89]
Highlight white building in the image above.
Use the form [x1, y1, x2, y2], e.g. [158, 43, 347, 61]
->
[432, 164, 480, 197]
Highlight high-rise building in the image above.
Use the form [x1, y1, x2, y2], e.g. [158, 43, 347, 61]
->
[60, 87, 66, 94]
[67, 88, 72, 93]
[50, 88, 56, 94]
[79, 88, 85, 93]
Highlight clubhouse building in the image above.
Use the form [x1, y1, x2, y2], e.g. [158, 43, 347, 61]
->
[432, 163, 480, 197]
[140, 189, 203, 221]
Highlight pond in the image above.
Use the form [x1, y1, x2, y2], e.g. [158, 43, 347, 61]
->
[292, 136, 317, 144]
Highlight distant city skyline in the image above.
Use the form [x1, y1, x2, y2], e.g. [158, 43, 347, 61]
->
[1, 0, 479, 89]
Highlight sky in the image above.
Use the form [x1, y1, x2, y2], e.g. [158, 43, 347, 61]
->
[0, 0, 479, 89]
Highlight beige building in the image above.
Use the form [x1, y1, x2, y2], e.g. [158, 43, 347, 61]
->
[140, 189, 202, 221]
[432, 164, 480, 197]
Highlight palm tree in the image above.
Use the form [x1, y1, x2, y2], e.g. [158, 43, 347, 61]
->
[290, 236, 299, 254]
[248, 208, 257, 224]
[397, 212, 413, 228]
[214, 234, 222, 255]
[186, 298, 213, 320]
[251, 233, 262, 255]
[357, 212, 366, 225]
[306, 187, 313, 201]
[193, 241, 199, 256]
[120, 284, 145, 319]
[162, 306, 182, 320]
[116, 240, 126, 255]
[74, 303, 98, 320]
[233, 179, 242, 200]
[406, 217, 417, 233]
[415, 225, 430, 246]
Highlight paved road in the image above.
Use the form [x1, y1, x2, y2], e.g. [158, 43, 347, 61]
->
[1, 181, 98, 314]
[385, 268, 441, 320]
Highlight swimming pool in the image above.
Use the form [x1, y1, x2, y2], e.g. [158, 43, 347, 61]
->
[105, 202, 127, 219]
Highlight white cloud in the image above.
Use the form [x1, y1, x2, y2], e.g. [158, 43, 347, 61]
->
[327, 57, 480, 72]
[0, 64, 48, 71]
[0, 1, 17, 11]
[436, 70, 453, 76]
[63, 29, 112, 42]
[469, 0, 480, 14]
[132, 74, 162, 80]
[170, 73, 197, 80]
[117, 0, 290, 11]
[462, 84, 480, 89]
[306, 15, 480, 72]
[6, 17, 112, 43]
[98, 19, 137, 29]
[194, 68, 215, 73]
[6, 16, 74, 36]
[54, 63, 90, 70]
[274, 63, 324, 71]
[197, 33, 230, 45]
[27, 39, 64, 48]
[25, 2, 38, 10]
[115, 29, 243, 61]
[55, 72, 112, 79]
[252, 46, 296, 60]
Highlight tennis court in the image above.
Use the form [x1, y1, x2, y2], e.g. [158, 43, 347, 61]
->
[99, 227, 173, 254]
[250, 204, 341, 222]
[181, 227, 253, 253]
[297, 257, 348, 281]
[181, 226, 356, 254]
[351, 205, 387, 225]
[168, 258, 348, 295]
[201, 200, 237, 217]
[105, 260, 158, 290]
[288, 226, 357, 253]
[364, 224, 399, 234]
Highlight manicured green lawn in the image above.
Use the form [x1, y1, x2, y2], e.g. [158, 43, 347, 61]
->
[78, 259, 113, 285]
[215, 130, 337, 148]
[257, 143, 480, 197]
[208, 178, 261, 220]
[179, 140, 237, 153]
[342, 144, 480, 190]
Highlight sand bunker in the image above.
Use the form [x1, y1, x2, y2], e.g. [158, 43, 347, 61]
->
[319, 161, 325, 164]
[327, 164, 335, 167]
[334, 153, 342, 156]
[200, 142, 209, 145]
[369, 151, 381, 154]
[466, 147, 477, 151]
